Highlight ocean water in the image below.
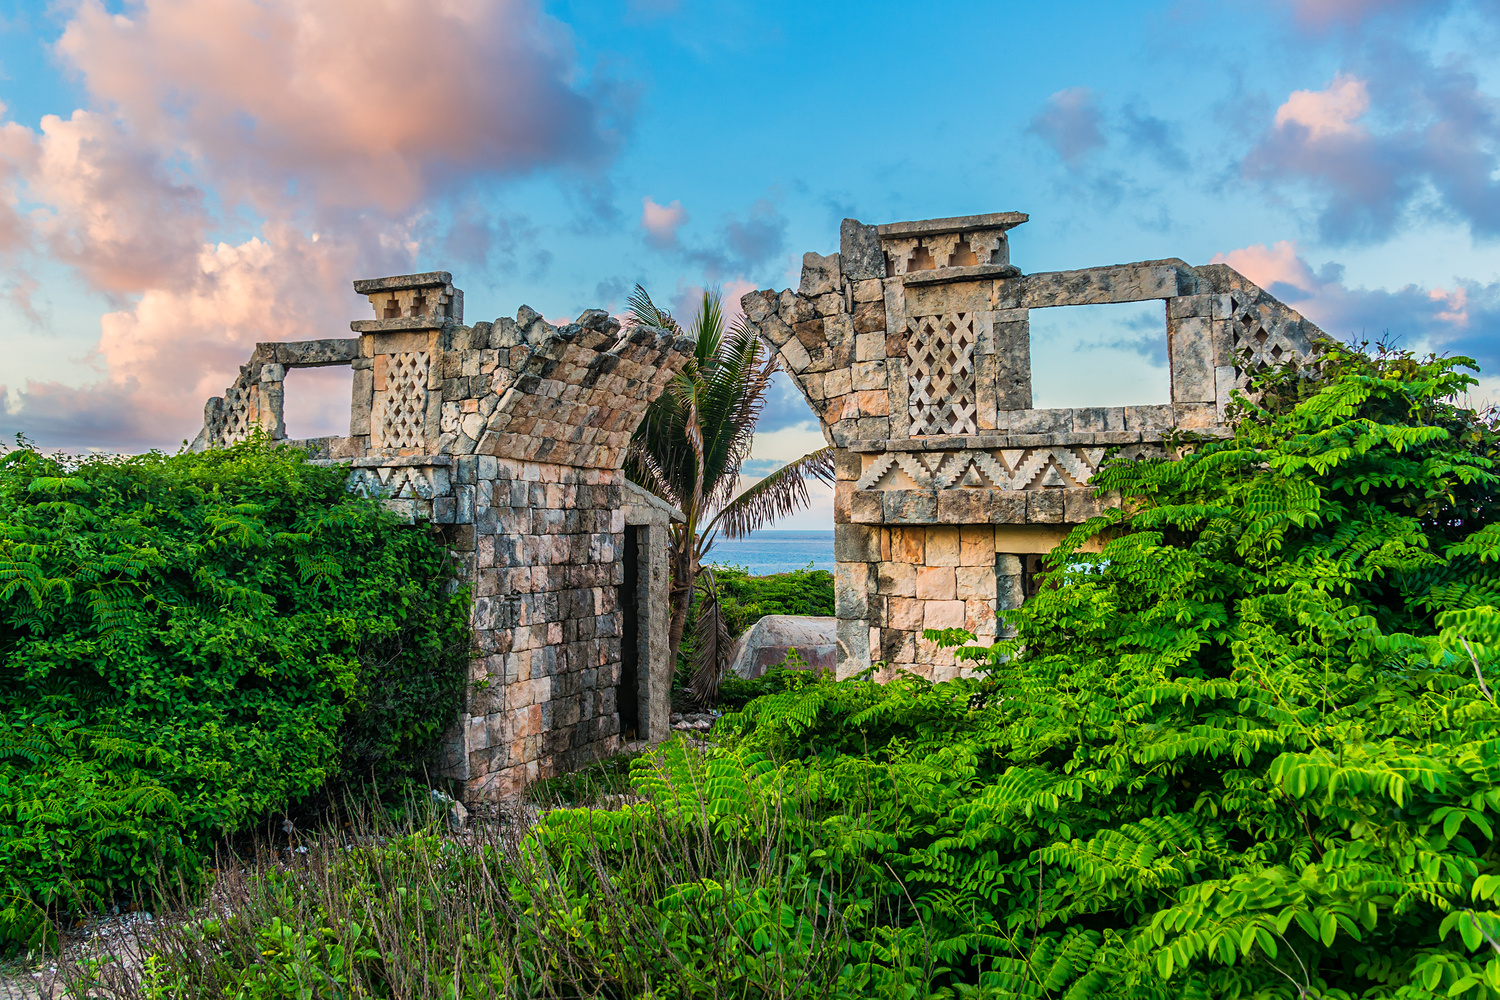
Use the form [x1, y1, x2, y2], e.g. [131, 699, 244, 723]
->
[706, 530, 835, 575]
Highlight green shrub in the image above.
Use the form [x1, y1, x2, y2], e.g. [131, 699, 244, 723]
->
[706, 347, 1500, 996]
[0, 438, 467, 940]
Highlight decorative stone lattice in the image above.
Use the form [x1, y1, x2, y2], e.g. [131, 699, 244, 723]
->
[380, 351, 430, 449]
[1229, 290, 1308, 395]
[906, 313, 977, 435]
[218, 386, 254, 445]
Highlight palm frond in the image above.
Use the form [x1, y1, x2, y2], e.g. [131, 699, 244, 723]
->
[626, 284, 680, 334]
[689, 568, 734, 706]
[708, 446, 835, 540]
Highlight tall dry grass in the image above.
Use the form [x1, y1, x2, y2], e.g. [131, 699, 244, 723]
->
[46, 751, 912, 1000]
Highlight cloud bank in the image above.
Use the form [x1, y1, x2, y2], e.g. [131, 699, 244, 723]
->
[0, 0, 621, 450]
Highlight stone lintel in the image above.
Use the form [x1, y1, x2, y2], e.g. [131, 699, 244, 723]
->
[622, 479, 685, 525]
[877, 213, 1029, 238]
[340, 454, 454, 469]
[267, 338, 360, 367]
[902, 263, 1022, 287]
[353, 271, 454, 294]
[1002, 260, 1199, 308]
[351, 317, 451, 333]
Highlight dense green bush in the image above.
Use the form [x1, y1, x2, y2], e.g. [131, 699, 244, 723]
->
[39, 346, 1500, 999]
[709, 347, 1500, 996]
[707, 564, 835, 637]
[0, 439, 467, 947]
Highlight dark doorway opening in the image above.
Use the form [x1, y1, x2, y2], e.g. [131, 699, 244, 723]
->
[618, 526, 642, 740]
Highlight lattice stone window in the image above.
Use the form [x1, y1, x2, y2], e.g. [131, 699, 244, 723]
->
[1229, 293, 1303, 395]
[215, 386, 254, 445]
[906, 313, 977, 435]
[380, 351, 430, 449]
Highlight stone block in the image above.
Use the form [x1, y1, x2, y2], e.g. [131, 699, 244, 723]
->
[1027, 490, 1065, 523]
[888, 597, 923, 631]
[1174, 403, 1217, 429]
[891, 527, 925, 563]
[956, 566, 997, 600]
[960, 525, 995, 565]
[851, 360, 889, 392]
[834, 523, 881, 562]
[840, 220, 884, 281]
[883, 490, 936, 523]
[852, 301, 886, 335]
[1169, 315, 1215, 403]
[834, 448, 861, 481]
[813, 292, 843, 317]
[853, 278, 884, 303]
[926, 526, 960, 566]
[855, 333, 884, 362]
[837, 562, 870, 619]
[780, 335, 812, 372]
[856, 390, 889, 416]
[760, 314, 795, 347]
[916, 566, 956, 600]
[1063, 488, 1102, 523]
[935, 489, 985, 523]
[836, 617, 872, 679]
[849, 491, 883, 524]
[824, 368, 853, 397]
[1124, 404, 1174, 431]
[877, 561, 917, 596]
[924, 600, 965, 630]
[800, 252, 841, 297]
[741, 289, 777, 323]
[1010, 408, 1072, 434]
[1072, 407, 1126, 433]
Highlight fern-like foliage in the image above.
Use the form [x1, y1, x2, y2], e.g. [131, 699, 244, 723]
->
[603, 347, 1500, 998]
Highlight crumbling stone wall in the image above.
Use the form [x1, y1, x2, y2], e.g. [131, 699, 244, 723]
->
[740, 213, 1329, 681]
[194, 273, 693, 798]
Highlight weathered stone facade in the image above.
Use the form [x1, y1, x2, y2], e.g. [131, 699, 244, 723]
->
[740, 213, 1329, 681]
[193, 272, 693, 798]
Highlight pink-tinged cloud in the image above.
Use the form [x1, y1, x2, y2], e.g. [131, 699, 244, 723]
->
[15, 110, 207, 293]
[54, 0, 616, 214]
[1210, 241, 1497, 374]
[1280, 0, 1444, 28]
[1274, 74, 1369, 138]
[2, 223, 410, 450]
[1242, 62, 1500, 242]
[641, 197, 688, 248]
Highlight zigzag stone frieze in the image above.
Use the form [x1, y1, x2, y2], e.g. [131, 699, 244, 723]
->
[857, 445, 1164, 492]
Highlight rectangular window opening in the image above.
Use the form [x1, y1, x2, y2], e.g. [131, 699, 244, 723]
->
[1028, 301, 1170, 409]
[281, 365, 355, 441]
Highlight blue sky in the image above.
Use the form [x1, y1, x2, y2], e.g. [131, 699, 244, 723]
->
[0, 0, 1497, 526]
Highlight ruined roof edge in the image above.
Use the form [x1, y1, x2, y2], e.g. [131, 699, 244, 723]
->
[877, 213, 1029, 238]
[353, 271, 454, 294]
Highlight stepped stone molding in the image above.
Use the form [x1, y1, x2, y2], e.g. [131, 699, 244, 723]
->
[742, 213, 1330, 684]
[191, 272, 694, 800]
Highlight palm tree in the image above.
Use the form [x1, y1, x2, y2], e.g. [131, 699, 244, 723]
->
[624, 285, 833, 704]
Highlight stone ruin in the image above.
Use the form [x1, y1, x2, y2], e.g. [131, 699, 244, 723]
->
[188, 212, 1329, 799]
[193, 272, 692, 797]
[738, 212, 1329, 681]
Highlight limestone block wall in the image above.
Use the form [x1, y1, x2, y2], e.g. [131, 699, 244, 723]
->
[193, 273, 694, 799]
[742, 214, 1330, 680]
